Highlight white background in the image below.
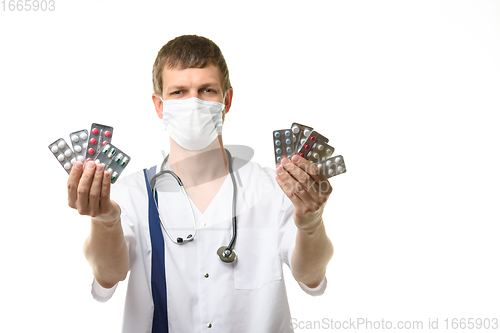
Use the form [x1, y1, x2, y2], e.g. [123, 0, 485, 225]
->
[1, 0, 499, 332]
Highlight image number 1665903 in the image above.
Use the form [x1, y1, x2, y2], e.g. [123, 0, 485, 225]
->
[1, 0, 55, 11]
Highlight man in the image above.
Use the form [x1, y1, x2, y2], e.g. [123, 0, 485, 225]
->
[67, 35, 334, 332]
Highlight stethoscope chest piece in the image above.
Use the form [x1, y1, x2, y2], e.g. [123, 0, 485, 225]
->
[217, 246, 237, 263]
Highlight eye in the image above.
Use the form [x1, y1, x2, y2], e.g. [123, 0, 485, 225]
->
[202, 88, 216, 94]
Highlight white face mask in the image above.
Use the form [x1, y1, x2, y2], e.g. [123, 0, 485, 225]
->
[161, 97, 225, 151]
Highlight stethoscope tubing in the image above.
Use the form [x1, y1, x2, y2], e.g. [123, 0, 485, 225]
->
[149, 149, 238, 261]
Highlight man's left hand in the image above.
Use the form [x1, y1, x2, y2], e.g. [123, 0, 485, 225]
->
[275, 155, 332, 233]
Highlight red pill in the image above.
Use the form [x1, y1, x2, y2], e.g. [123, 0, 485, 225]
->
[309, 136, 316, 142]
[89, 138, 97, 145]
[304, 144, 311, 150]
[86, 158, 93, 162]
[92, 128, 99, 135]
[102, 141, 109, 146]
[88, 148, 95, 155]
[299, 152, 305, 157]
[104, 131, 111, 138]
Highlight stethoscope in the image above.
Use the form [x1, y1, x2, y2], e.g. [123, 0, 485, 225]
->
[149, 149, 238, 263]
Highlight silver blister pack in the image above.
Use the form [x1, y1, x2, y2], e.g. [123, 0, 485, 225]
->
[297, 130, 334, 162]
[273, 129, 295, 165]
[315, 155, 346, 178]
[48, 138, 76, 174]
[95, 143, 131, 183]
[86, 123, 113, 162]
[69, 129, 88, 163]
[291, 122, 316, 153]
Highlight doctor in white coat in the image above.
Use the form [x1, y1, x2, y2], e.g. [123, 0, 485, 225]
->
[67, 35, 334, 333]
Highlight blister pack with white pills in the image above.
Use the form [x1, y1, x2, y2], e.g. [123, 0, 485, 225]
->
[273, 129, 296, 165]
[69, 129, 88, 163]
[86, 123, 113, 162]
[95, 143, 131, 184]
[316, 155, 347, 178]
[48, 139, 77, 174]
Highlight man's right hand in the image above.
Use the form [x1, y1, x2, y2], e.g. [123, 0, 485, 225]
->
[67, 160, 121, 224]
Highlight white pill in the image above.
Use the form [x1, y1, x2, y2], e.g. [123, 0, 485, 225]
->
[300, 138, 306, 145]
[80, 132, 88, 140]
[337, 165, 345, 173]
[70, 158, 76, 164]
[317, 163, 323, 170]
[326, 148, 333, 155]
[326, 160, 333, 167]
[58, 140, 65, 149]
[51, 146, 59, 154]
[71, 135, 79, 142]
[312, 152, 319, 159]
[303, 129, 311, 137]
[292, 125, 300, 134]
[335, 156, 343, 164]
[328, 168, 335, 176]
[74, 145, 82, 153]
[57, 154, 64, 162]
[77, 155, 84, 161]
[64, 162, 71, 170]
[317, 144, 324, 151]
[83, 142, 88, 149]
[64, 149, 72, 157]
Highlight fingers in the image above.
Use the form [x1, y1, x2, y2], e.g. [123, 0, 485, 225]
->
[88, 163, 105, 217]
[276, 163, 317, 208]
[76, 161, 97, 215]
[276, 155, 332, 205]
[67, 160, 116, 220]
[67, 161, 83, 209]
[275, 173, 304, 206]
[99, 170, 112, 214]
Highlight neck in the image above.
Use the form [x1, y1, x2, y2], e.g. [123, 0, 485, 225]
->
[167, 135, 228, 188]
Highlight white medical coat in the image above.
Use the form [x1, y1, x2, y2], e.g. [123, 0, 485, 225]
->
[91, 156, 327, 333]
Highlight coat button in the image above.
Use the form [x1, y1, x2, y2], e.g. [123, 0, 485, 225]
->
[204, 273, 209, 278]
[207, 323, 212, 328]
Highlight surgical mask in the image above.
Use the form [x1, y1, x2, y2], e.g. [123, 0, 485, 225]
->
[161, 97, 225, 151]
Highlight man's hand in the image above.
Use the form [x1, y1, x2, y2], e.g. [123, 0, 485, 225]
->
[68, 160, 128, 288]
[275, 154, 334, 288]
[275, 155, 332, 233]
[67, 160, 121, 224]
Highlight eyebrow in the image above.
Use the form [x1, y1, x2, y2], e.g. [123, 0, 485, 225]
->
[166, 82, 221, 91]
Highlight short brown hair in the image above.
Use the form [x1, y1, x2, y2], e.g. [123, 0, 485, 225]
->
[152, 35, 231, 97]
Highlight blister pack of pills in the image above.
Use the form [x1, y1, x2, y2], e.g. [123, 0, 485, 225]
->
[86, 123, 113, 161]
[48, 123, 130, 183]
[48, 138, 76, 174]
[95, 143, 131, 183]
[69, 129, 88, 163]
[273, 129, 295, 164]
[273, 123, 346, 178]
[315, 155, 346, 178]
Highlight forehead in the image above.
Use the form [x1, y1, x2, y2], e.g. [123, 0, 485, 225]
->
[162, 63, 222, 89]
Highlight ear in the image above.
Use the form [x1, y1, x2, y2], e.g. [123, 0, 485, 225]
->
[152, 93, 163, 119]
[223, 88, 233, 115]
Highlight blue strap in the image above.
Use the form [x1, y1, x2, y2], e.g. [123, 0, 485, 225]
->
[143, 167, 169, 333]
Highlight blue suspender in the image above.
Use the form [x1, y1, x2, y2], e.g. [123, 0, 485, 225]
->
[143, 167, 169, 332]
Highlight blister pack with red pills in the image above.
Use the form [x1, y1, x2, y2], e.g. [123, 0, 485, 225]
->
[48, 123, 131, 183]
[273, 122, 346, 178]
